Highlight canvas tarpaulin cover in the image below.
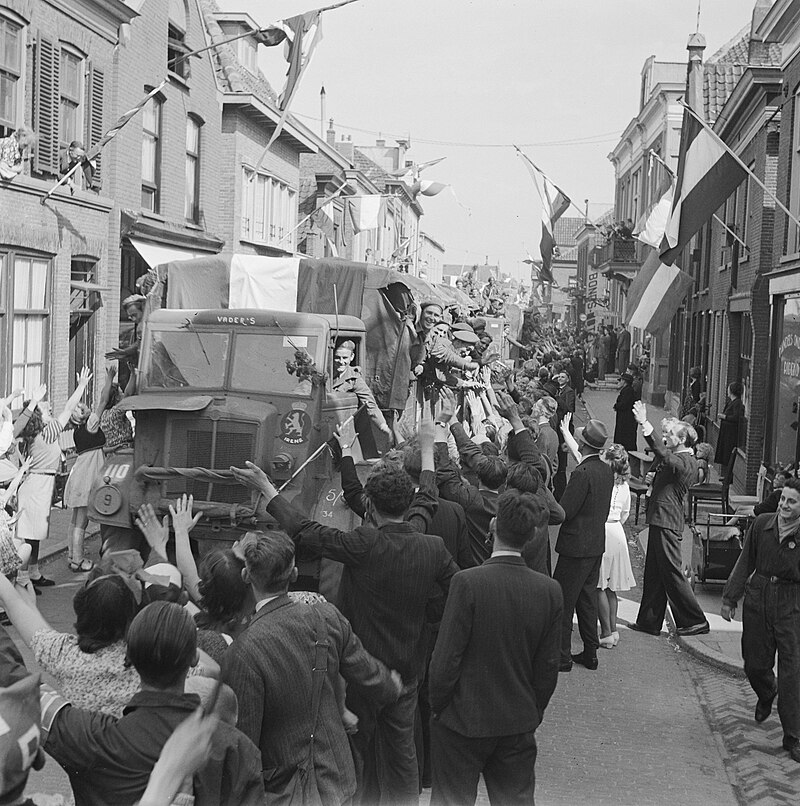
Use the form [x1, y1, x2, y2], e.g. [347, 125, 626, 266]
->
[157, 254, 423, 410]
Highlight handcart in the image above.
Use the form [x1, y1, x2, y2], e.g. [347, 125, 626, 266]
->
[689, 512, 751, 588]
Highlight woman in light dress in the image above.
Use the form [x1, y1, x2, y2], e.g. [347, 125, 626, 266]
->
[559, 418, 636, 649]
[597, 443, 636, 648]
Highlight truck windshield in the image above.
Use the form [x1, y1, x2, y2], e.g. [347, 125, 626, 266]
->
[143, 329, 230, 389]
[231, 334, 320, 396]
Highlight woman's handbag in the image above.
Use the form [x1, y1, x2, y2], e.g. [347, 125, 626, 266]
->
[263, 606, 329, 806]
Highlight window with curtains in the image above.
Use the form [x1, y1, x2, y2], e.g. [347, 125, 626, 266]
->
[59, 46, 84, 148]
[0, 10, 24, 138]
[185, 116, 201, 223]
[0, 252, 51, 393]
[141, 95, 162, 212]
[241, 167, 297, 249]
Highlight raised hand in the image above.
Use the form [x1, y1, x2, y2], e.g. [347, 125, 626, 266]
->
[169, 494, 202, 534]
[418, 400, 435, 444]
[135, 503, 169, 556]
[495, 390, 518, 422]
[560, 412, 572, 434]
[76, 367, 92, 387]
[436, 387, 457, 424]
[230, 460, 276, 499]
[334, 419, 358, 452]
[31, 383, 47, 405]
[632, 400, 648, 424]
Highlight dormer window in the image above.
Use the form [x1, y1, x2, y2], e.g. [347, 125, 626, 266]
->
[218, 17, 260, 75]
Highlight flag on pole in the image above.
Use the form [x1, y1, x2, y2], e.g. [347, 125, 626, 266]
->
[252, 0, 362, 174]
[515, 148, 570, 285]
[659, 108, 747, 266]
[42, 79, 168, 204]
[277, 11, 323, 111]
[636, 181, 675, 248]
[348, 195, 383, 233]
[625, 249, 694, 334]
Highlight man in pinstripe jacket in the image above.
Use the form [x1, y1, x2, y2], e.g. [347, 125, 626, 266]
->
[223, 531, 402, 804]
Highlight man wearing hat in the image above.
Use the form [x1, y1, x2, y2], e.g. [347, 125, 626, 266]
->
[552, 419, 614, 672]
[106, 293, 147, 388]
[447, 325, 481, 389]
[412, 305, 479, 406]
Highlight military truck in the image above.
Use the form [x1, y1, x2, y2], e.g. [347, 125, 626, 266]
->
[87, 256, 455, 586]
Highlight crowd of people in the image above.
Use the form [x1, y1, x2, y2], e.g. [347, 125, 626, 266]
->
[2, 294, 799, 805]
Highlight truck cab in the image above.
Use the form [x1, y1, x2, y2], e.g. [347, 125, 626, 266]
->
[88, 308, 371, 553]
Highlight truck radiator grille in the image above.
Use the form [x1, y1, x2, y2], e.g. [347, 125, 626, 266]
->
[166, 419, 257, 504]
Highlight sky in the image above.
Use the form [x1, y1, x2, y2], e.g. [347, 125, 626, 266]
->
[218, 0, 761, 282]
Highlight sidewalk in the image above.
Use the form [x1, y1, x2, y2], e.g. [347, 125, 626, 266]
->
[582, 387, 745, 678]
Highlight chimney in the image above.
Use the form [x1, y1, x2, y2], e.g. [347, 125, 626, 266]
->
[376, 138, 385, 147]
[326, 118, 335, 147]
[686, 31, 706, 117]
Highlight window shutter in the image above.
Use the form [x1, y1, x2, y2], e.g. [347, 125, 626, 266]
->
[34, 32, 60, 175]
[85, 64, 105, 187]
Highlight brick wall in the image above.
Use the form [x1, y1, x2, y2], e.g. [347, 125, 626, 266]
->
[105, 0, 224, 350]
[219, 109, 305, 257]
[0, 0, 120, 409]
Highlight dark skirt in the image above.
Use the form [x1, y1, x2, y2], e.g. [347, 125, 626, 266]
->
[714, 419, 740, 465]
[614, 410, 638, 452]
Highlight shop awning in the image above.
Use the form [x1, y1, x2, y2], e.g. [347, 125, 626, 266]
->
[129, 238, 207, 270]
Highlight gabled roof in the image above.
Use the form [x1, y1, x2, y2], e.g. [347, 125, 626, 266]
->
[704, 22, 783, 121]
[553, 216, 583, 248]
[352, 148, 393, 192]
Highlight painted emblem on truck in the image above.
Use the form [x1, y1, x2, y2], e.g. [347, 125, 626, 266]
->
[280, 409, 312, 444]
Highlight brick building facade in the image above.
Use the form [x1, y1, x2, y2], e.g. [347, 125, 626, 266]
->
[758, 0, 800, 474]
[0, 0, 135, 406]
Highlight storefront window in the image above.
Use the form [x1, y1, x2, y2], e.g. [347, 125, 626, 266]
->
[775, 294, 800, 466]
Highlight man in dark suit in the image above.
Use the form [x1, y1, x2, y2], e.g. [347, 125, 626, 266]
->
[339, 436, 474, 571]
[552, 419, 614, 671]
[616, 326, 631, 374]
[231, 418, 458, 806]
[429, 489, 563, 805]
[630, 402, 709, 636]
[223, 531, 402, 804]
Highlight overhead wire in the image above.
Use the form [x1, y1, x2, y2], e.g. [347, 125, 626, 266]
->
[289, 111, 621, 148]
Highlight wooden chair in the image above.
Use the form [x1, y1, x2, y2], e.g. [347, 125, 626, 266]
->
[724, 449, 760, 514]
[687, 449, 730, 523]
[629, 477, 648, 525]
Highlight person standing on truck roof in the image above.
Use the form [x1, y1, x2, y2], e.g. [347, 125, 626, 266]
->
[332, 340, 392, 438]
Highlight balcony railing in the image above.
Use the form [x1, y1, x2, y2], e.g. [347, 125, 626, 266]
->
[593, 238, 643, 266]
